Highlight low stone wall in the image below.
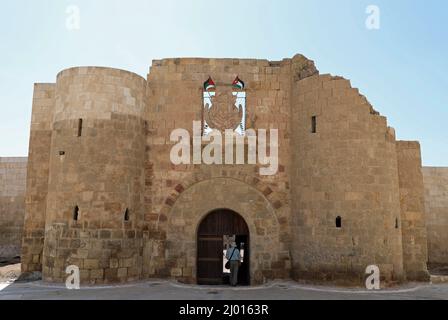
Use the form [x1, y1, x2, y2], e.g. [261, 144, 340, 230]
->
[0, 157, 27, 260]
[422, 167, 448, 268]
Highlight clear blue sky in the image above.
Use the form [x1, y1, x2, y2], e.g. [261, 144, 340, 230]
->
[0, 0, 447, 166]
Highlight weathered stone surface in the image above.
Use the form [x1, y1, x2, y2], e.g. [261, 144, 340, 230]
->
[0, 55, 441, 287]
[0, 157, 27, 259]
[423, 167, 448, 268]
[289, 73, 407, 284]
[397, 142, 430, 281]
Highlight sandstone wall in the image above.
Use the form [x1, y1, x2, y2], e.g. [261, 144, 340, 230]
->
[290, 68, 405, 285]
[18, 54, 443, 286]
[396, 141, 429, 280]
[40, 67, 147, 284]
[144, 58, 294, 284]
[21, 83, 55, 273]
[422, 167, 448, 267]
[0, 157, 27, 259]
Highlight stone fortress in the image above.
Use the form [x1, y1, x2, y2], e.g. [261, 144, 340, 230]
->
[0, 54, 447, 286]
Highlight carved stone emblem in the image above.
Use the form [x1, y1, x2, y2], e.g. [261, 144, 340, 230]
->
[204, 89, 243, 132]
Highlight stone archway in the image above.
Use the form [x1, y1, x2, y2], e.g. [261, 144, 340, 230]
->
[165, 177, 284, 285]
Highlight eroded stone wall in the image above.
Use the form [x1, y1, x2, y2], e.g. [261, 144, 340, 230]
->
[423, 167, 448, 267]
[0, 157, 27, 259]
[290, 70, 405, 284]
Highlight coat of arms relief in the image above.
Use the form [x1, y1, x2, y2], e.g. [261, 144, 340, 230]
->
[203, 77, 246, 136]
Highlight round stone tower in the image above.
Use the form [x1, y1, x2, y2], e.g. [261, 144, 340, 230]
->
[42, 67, 147, 284]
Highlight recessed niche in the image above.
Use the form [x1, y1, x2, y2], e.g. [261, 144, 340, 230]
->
[73, 206, 79, 221]
[336, 216, 342, 228]
[124, 208, 130, 222]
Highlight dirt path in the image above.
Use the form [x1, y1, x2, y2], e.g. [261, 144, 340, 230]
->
[0, 263, 21, 282]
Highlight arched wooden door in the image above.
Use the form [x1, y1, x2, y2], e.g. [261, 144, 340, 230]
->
[197, 209, 250, 285]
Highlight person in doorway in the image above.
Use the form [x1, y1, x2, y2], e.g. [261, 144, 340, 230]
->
[226, 241, 241, 287]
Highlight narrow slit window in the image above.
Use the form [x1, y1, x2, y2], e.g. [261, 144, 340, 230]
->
[336, 216, 342, 228]
[73, 206, 79, 221]
[395, 218, 399, 229]
[124, 208, 130, 221]
[311, 116, 317, 133]
[77, 119, 83, 137]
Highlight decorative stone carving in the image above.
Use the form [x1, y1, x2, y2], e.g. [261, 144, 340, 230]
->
[205, 89, 243, 132]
